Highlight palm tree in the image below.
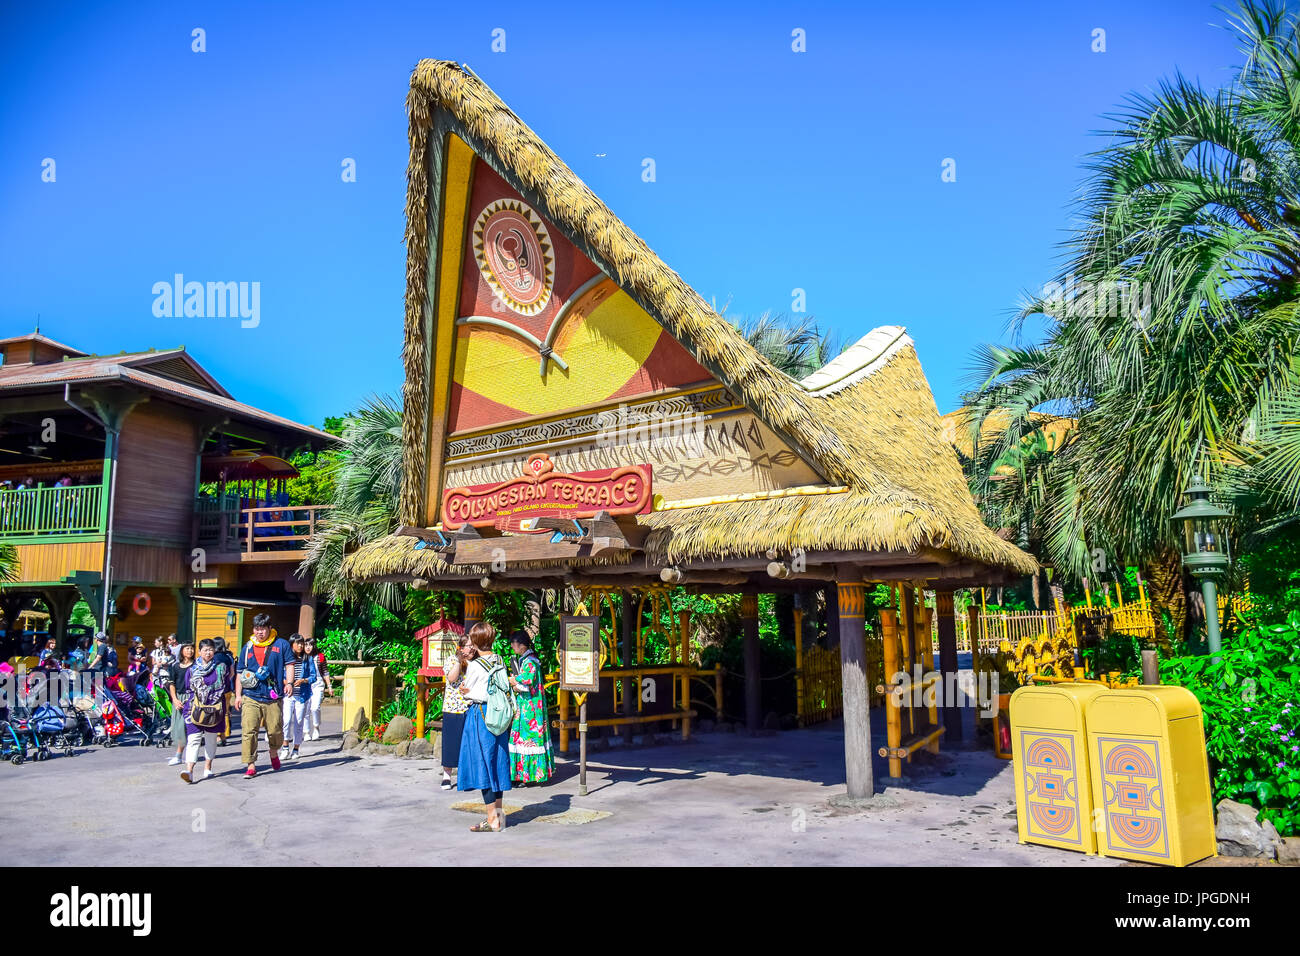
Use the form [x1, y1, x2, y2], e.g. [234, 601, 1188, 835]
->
[300, 394, 404, 610]
[735, 311, 841, 378]
[963, 0, 1300, 633]
[0, 544, 17, 583]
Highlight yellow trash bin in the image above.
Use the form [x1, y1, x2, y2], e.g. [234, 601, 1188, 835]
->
[1086, 686, 1216, 867]
[341, 666, 383, 731]
[1009, 683, 1106, 854]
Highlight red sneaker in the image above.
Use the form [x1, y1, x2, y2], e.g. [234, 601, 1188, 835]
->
[244, 766, 256, 778]
[269, 755, 281, 771]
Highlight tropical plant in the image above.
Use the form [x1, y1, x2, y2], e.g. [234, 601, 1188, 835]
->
[300, 394, 404, 609]
[1159, 623, 1300, 835]
[962, 1, 1300, 634]
[733, 311, 841, 378]
[0, 544, 17, 584]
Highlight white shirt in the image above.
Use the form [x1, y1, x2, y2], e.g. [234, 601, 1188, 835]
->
[458, 654, 498, 704]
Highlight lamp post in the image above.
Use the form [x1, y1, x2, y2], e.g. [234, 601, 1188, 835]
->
[1169, 477, 1232, 656]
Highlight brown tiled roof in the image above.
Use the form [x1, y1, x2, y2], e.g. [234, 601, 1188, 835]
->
[0, 332, 87, 356]
[0, 349, 336, 445]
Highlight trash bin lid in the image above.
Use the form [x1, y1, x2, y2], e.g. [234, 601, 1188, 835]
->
[1087, 686, 1201, 735]
[1010, 683, 1107, 730]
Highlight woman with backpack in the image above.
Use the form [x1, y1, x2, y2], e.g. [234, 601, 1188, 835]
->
[507, 632, 553, 784]
[179, 639, 229, 784]
[456, 622, 513, 832]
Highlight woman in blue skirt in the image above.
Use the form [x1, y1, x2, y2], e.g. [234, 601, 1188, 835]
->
[456, 622, 513, 832]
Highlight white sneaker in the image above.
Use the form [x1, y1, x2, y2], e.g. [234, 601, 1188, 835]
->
[168, 755, 182, 766]
[310, 729, 320, 741]
[203, 768, 214, 779]
[290, 750, 300, 760]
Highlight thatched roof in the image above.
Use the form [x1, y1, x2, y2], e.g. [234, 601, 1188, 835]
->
[348, 60, 1035, 584]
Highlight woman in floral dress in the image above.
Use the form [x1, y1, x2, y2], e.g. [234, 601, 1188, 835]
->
[507, 632, 554, 784]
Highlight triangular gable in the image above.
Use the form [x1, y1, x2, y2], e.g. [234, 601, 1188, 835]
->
[406, 70, 834, 526]
[122, 350, 232, 398]
[447, 160, 713, 433]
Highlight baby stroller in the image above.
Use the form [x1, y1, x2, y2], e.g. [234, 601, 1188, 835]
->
[6, 709, 52, 761]
[0, 715, 26, 765]
[104, 674, 164, 746]
[29, 702, 83, 756]
[73, 692, 125, 746]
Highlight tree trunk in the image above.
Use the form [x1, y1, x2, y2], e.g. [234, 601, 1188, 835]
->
[1031, 571, 1042, 610]
[1144, 550, 1189, 644]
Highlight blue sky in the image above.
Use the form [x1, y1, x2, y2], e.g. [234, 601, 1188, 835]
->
[0, 0, 1243, 426]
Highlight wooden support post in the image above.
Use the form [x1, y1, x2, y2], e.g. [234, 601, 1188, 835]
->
[838, 574, 874, 798]
[620, 593, 636, 739]
[463, 592, 485, 631]
[741, 593, 761, 733]
[297, 592, 317, 641]
[681, 668, 691, 740]
[920, 607, 940, 754]
[794, 603, 805, 728]
[899, 585, 917, 741]
[714, 667, 724, 726]
[1141, 649, 1160, 685]
[879, 608, 903, 780]
[936, 591, 962, 744]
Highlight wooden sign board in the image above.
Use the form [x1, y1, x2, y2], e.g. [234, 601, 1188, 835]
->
[415, 620, 464, 677]
[559, 615, 601, 693]
[442, 453, 652, 531]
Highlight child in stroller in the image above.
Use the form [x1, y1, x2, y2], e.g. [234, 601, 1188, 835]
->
[104, 671, 166, 746]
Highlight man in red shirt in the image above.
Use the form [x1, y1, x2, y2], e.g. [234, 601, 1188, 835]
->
[233, 613, 292, 778]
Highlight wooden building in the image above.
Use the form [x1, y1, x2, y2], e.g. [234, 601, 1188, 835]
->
[0, 332, 335, 661]
[343, 62, 1036, 798]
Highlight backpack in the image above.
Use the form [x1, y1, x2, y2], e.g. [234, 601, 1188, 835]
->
[476, 656, 517, 736]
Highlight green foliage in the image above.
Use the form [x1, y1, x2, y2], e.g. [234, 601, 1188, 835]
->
[730, 312, 842, 378]
[960, 1, 1300, 584]
[1159, 624, 1300, 836]
[69, 600, 97, 631]
[285, 415, 347, 507]
[300, 395, 405, 610]
[0, 543, 17, 584]
[317, 628, 386, 665]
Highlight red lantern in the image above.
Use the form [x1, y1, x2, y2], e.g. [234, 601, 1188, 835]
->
[415, 614, 465, 677]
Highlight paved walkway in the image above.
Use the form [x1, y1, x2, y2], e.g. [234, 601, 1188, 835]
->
[1, 703, 1118, 866]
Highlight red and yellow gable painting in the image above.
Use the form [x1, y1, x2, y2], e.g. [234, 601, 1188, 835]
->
[448, 161, 712, 434]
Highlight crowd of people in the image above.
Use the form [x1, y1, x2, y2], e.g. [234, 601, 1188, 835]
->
[0, 472, 92, 492]
[10, 612, 561, 827]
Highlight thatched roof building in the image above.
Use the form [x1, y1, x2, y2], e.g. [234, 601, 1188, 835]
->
[342, 60, 1033, 592]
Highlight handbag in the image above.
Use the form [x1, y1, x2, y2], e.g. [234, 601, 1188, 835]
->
[188, 667, 224, 729]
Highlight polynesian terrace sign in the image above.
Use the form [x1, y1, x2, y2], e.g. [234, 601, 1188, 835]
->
[441, 453, 652, 532]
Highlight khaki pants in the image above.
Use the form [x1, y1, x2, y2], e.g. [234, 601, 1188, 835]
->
[240, 696, 284, 765]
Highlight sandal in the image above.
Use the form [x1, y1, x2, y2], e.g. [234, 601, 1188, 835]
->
[469, 820, 502, 832]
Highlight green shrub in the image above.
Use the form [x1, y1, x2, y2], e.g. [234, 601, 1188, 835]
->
[1159, 623, 1300, 836]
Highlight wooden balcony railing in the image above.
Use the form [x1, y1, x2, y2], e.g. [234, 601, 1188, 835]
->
[194, 499, 331, 557]
[0, 484, 105, 539]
